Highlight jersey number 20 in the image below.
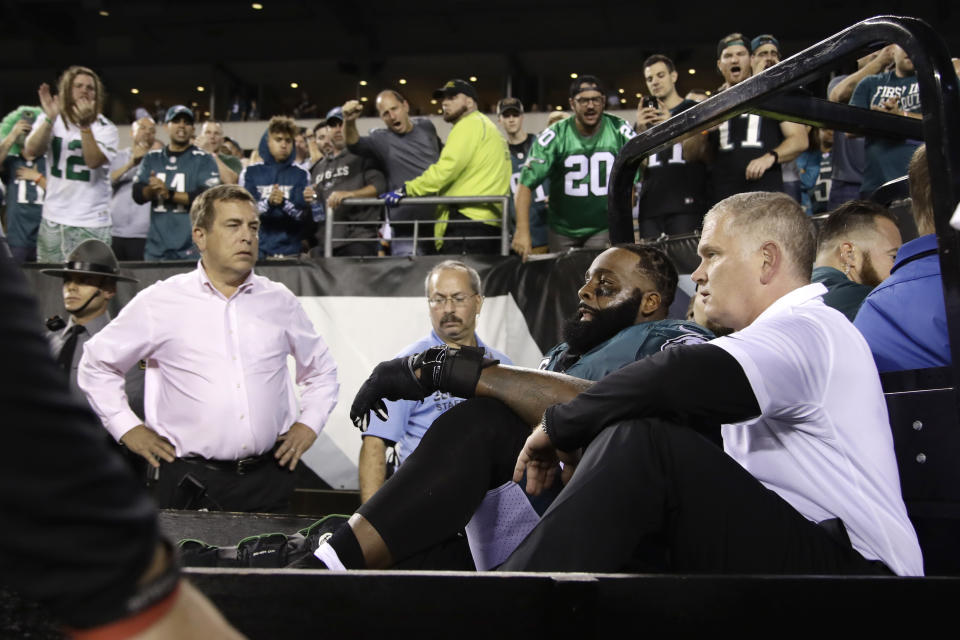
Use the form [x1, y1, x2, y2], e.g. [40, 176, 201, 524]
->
[563, 152, 616, 197]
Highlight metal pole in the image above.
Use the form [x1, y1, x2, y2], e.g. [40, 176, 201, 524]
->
[324, 210, 333, 258]
[500, 195, 509, 256]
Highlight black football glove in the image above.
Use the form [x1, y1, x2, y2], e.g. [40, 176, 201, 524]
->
[350, 345, 499, 431]
[350, 355, 425, 431]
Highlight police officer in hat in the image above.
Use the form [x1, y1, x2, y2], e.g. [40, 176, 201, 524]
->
[40, 239, 138, 400]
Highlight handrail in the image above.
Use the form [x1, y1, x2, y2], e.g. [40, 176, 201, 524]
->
[608, 15, 960, 407]
[323, 195, 511, 257]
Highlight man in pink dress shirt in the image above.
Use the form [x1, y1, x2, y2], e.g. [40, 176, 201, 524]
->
[79, 184, 339, 512]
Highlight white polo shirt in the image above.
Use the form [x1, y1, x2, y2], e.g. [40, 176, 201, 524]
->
[712, 283, 923, 576]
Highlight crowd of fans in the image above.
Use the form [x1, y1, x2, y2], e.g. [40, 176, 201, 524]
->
[3, 32, 954, 264]
[1, 26, 956, 636]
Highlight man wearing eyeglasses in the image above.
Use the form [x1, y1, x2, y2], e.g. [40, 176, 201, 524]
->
[357, 260, 512, 503]
[512, 75, 636, 260]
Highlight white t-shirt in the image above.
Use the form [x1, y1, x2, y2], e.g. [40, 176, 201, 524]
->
[713, 283, 923, 576]
[34, 113, 118, 228]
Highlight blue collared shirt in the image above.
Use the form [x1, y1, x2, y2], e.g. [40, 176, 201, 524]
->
[854, 234, 948, 372]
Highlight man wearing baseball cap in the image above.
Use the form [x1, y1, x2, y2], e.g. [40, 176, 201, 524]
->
[133, 105, 221, 260]
[694, 33, 808, 204]
[513, 75, 636, 260]
[497, 97, 549, 254]
[750, 34, 781, 74]
[40, 238, 139, 402]
[310, 105, 386, 256]
[380, 78, 510, 254]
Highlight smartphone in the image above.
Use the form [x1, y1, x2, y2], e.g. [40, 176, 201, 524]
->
[641, 96, 658, 110]
[22, 111, 36, 124]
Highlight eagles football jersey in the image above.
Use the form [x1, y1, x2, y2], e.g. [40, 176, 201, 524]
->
[136, 145, 220, 260]
[638, 99, 709, 221]
[508, 133, 548, 248]
[709, 113, 784, 202]
[33, 113, 118, 228]
[2, 155, 46, 248]
[519, 113, 635, 238]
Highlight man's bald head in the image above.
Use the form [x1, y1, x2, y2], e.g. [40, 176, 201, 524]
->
[132, 116, 157, 146]
[376, 90, 413, 134]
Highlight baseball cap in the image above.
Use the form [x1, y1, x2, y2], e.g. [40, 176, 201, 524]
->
[164, 105, 194, 124]
[497, 97, 523, 116]
[717, 33, 749, 58]
[569, 75, 605, 99]
[432, 79, 478, 102]
[325, 106, 344, 125]
[751, 34, 780, 53]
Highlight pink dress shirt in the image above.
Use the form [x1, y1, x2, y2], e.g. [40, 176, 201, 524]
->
[78, 263, 339, 460]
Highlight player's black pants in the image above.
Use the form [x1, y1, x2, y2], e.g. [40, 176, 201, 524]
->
[500, 418, 893, 574]
[358, 397, 559, 566]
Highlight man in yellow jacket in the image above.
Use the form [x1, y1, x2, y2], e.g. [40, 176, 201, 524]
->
[381, 79, 510, 254]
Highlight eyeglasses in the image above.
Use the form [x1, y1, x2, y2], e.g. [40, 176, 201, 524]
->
[428, 294, 477, 308]
[574, 95, 604, 106]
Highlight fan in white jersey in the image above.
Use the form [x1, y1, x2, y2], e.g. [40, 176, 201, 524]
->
[24, 65, 119, 262]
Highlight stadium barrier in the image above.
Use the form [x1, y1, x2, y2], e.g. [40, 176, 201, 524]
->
[324, 194, 511, 256]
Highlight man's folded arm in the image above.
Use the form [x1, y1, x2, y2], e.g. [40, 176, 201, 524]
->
[544, 343, 762, 452]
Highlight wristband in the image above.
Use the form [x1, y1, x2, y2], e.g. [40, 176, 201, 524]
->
[411, 345, 499, 398]
[769, 150, 779, 164]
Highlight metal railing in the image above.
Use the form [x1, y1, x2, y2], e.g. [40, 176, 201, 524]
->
[608, 14, 960, 402]
[322, 195, 511, 257]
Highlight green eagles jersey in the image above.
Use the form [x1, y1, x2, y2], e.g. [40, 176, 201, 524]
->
[136, 145, 220, 260]
[2, 155, 45, 248]
[519, 113, 635, 238]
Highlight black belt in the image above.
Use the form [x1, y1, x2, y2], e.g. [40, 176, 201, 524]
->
[180, 452, 273, 476]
